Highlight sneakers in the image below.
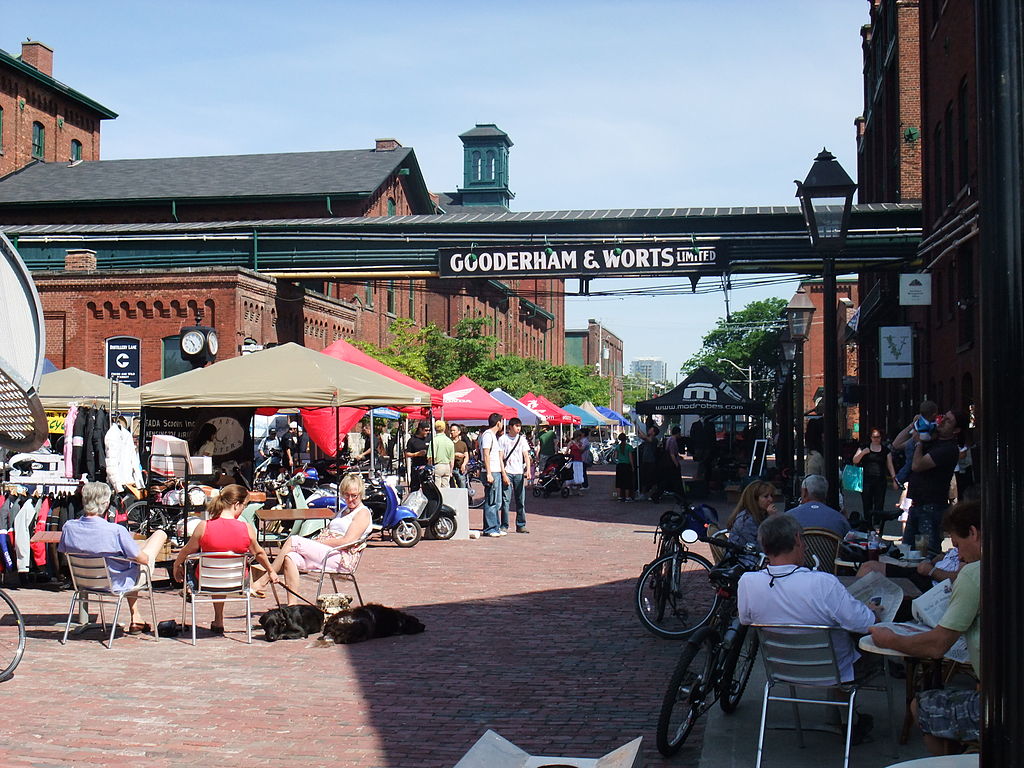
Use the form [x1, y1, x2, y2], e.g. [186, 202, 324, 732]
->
[499, 529, 509, 536]
[516, 527, 530, 534]
[482, 531, 502, 538]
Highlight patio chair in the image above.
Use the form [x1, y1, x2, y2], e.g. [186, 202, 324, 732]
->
[753, 624, 862, 768]
[802, 528, 841, 574]
[180, 552, 253, 645]
[61, 555, 159, 648]
[706, 522, 729, 565]
[301, 534, 370, 604]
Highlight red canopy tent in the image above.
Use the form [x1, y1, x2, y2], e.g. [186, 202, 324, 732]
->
[440, 376, 517, 422]
[281, 339, 441, 455]
[520, 392, 581, 425]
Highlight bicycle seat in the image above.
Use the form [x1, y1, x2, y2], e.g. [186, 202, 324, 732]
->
[709, 563, 746, 592]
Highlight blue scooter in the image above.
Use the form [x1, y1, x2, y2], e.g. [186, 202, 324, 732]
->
[307, 472, 422, 547]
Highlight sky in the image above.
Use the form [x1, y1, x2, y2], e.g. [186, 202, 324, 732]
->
[6, 0, 868, 383]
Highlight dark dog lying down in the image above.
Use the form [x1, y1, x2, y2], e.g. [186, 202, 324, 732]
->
[259, 605, 324, 642]
[320, 603, 425, 644]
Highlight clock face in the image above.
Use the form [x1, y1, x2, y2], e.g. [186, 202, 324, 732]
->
[181, 330, 204, 356]
[205, 416, 247, 455]
[206, 330, 219, 356]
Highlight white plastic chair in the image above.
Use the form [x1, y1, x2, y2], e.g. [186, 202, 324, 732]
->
[753, 624, 861, 768]
[180, 552, 253, 645]
[61, 555, 159, 649]
[304, 535, 370, 604]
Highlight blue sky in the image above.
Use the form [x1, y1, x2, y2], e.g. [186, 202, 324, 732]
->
[6, 0, 868, 381]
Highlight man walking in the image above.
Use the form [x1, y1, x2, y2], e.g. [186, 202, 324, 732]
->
[428, 419, 455, 489]
[479, 412, 508, 537]
[499, 418, 532, 534]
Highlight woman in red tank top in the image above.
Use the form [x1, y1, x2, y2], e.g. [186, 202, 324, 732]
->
[172, 485, 278, 634]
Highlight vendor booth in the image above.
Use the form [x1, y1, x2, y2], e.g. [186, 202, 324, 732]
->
[439, 376, 516, 423]
[488, 388, 546, 425]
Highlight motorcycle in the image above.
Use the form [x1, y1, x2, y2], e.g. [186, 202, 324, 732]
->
[407, 465, 459, 540]
[306, 471, 424, 548]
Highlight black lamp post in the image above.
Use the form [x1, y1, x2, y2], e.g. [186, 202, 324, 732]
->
[786, 288, 816, 486]
[795, 149, 857, 509]
[776, 327, 796, 486]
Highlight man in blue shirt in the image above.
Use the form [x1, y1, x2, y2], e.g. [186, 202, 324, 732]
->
[59, 482, 166, 634]
[786, 474, 850, 538]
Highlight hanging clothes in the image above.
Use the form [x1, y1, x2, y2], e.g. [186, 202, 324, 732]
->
[72, 407, 90, 478]
[104, 423, 143, 492]
[31, 496, 51, 568]
[0, 496, 12, 572]
[14, 497, 36, 572]
[63, 404, 79, 479]
[89, 407, 110, 480]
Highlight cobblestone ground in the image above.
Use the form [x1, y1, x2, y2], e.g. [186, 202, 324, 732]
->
[1, 468, 720, 767]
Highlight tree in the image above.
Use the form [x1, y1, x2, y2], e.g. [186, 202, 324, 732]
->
[422, 317, 497, 388]
[350, 317, 429, 382]
[683, 297, 786, 407]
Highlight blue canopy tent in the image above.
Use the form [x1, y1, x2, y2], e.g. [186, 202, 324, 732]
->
[562, 404, 601, 427]
[596, 405, 630, 426]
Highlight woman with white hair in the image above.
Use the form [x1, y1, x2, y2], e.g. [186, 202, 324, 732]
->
[58, 481, 168, 635]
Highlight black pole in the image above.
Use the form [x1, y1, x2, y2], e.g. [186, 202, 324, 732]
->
[794, 341, 806, 485]
[821, 256, 840, 509]
[977, 0, 1024, 762]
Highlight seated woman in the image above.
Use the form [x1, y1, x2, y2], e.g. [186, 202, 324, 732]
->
[725, 480, 777, 554]
[252, 473, 373, 604]
[172, 484, 278, 634]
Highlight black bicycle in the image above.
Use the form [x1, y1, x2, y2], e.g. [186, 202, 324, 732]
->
[634, 508, 717, 639]
[0, 588, 26, 682]
[656, 534, 761, 756]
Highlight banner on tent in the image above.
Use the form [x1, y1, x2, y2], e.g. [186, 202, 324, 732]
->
[438, 241, 727, 279]
[143, 407, 255, 481]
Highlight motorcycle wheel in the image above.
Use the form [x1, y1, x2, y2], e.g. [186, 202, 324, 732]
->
[392, 519, 422, 548]
[430, 516, 457, 540]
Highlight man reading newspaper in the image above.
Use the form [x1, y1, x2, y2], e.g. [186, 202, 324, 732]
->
[869, 500, 981, 755]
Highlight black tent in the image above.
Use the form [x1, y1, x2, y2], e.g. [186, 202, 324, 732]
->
[634, 365, 763, 416]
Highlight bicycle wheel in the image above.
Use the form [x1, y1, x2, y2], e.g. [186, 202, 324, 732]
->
[124, 500, 150, 534]
[635, 551, 718, 639]
[719, 625, 759, 713]
[0, 590, 26, 682]
[657, 629, 718, 756]
[467, 475, 485, 509]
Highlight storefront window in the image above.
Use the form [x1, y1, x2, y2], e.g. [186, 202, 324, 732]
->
[162, 336, 192, 378]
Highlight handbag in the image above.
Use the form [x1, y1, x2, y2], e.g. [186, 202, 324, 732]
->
[841, 463, 864, 493]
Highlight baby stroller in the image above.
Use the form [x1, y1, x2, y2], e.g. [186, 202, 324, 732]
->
[533, 454, 575, 498]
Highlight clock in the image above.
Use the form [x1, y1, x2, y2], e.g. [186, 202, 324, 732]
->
[204, 416, 247, 456]
[206, 330, 219, 356]
[181, 330, 204, 356]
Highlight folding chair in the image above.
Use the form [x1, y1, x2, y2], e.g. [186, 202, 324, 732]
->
[61, 555, 159, 649]
[303, 534, 370, 604]
[180, 552, 253, 645]
[753, 624, 861, 768]
[801, 528, 842, 574]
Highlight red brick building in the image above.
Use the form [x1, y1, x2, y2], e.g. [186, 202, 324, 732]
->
[0, 41, 115, 179]
[564, 319, 624, 410]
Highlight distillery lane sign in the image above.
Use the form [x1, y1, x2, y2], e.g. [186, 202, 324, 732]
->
[105, 336, 141, 387]
[437, 241, 726, 279]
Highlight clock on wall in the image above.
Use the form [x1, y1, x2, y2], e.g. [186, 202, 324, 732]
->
[178, 311, 219, 367]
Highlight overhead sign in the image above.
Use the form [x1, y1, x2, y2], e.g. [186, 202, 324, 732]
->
[879, 326, 913, 378]
[105, 336, 141, 387]
[899, 273, 932, 305]
[437, 241, 726, 279]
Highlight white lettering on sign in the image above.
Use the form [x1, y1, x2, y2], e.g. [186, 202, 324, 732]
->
[442, 243, 721, 277]
[116, 353, 130, 368]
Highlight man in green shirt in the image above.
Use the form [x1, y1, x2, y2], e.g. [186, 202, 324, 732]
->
[870, 500, 981, 755]
[537, 425, 557, 464]
[428, 419, 456, 489]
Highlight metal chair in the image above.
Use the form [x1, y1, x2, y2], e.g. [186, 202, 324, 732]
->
[303, 534, 370, 604]
[180, 552, 253, 645]
[753, 624, 860, 768]
[801, 528, 842, 575]
[61, 555, 159, 649]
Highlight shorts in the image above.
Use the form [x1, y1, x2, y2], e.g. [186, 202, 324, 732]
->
[286, 536, 349, 573]
[917, 688, 980, 742]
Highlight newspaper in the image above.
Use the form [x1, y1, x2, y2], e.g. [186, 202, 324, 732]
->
[871, 578, 970, 664]
[845, 570, 905, 624]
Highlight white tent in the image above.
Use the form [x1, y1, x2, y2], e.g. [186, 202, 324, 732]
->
[489, 388, 547, 425]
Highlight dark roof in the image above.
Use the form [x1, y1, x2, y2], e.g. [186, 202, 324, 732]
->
[0, 47, 117, 119]
[459, 124, 513, 146]
[635, 366, 763, 416]
[435, 191, 510, 214]
[0, 148, 416, 205]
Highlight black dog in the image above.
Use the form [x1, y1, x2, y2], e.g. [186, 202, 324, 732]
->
[320, 603, 425, 644]
[259, 605, 324, 642]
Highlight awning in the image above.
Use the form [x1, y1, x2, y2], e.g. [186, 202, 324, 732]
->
[596, 405, 630, 426]
[634, 365, 763, 416]
[520, 392, 581, 425]
[489, 388, 547, 425]
[562, 404, 601, 426]
[39, 367, 141, 411]
[440, 375, 517, 422]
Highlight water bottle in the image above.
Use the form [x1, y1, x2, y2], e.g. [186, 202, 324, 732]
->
[867, 530, 881, 561]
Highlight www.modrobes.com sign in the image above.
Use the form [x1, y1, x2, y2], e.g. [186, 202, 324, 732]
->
[437, 241, 726, 278]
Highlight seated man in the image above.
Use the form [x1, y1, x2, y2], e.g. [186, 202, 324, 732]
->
[58, 481, 167, 634]
[785, 474, 850, 539]
[739, 515, 882, 739]
[870, 500, 981, 755]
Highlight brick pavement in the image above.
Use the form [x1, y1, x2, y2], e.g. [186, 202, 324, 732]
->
[1, 468, 722, 768]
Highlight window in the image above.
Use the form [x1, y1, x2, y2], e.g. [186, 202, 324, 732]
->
[386, 197, 396, 216]
[408, 282, 415, 319]
[958, 78, 969, 188]
[486, 150, 496, 180]
[472, 151, 482, 181]
[32, 121, 45, 159]
[944, 103, 954, 204]
[162, 336, 192, 378]
[387, 280, 395, 314]
[70, 139, 82, 161]
[364, 280, 374, 307]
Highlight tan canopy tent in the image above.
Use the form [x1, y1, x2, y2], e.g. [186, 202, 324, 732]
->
[580, 400, 617, 426]
[39, 367, 142, 411]
[138, 343, 429, 409]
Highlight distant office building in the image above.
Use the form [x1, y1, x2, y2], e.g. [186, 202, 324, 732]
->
[631, 357, 667, 382]
[565, 319, 624, 411]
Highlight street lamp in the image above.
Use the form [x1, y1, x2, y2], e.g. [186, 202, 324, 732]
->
[795, 149, 857, 508]
[785, 288, 816, 485]
[716, 357, 753, 400]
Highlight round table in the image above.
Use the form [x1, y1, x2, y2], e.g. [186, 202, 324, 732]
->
[885, 754, 978, 767]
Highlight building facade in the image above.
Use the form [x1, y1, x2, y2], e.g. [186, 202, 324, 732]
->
[630, 357, 667, 383]
[565, 319, 624, 411]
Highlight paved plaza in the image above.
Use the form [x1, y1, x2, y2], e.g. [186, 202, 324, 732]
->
[2, 468, 929, 767]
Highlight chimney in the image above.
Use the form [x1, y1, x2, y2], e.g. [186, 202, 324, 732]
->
[21, 41, 54, 76]
[65, 248, 97, 271]
[375, 138, 402, 151]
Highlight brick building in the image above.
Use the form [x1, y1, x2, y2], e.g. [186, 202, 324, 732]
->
[564, 319, 624, 411]
[0, 41, 116, 179]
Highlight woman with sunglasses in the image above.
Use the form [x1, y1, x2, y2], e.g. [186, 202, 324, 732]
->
[852, 428, 898, 529]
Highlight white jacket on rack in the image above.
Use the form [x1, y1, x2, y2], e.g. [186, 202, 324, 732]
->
[104, 424, 144, 492]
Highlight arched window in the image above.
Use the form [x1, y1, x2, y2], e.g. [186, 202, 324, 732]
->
[32, 122, 45, 159]
[387, 197, 396, 216]
[70, 139, 82, 161]
[472, 151, 482, 181]
[486, 150, 496, 180]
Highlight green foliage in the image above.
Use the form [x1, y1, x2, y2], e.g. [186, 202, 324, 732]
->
[350, 318, 430, 383]
[683, 297, 787, 407]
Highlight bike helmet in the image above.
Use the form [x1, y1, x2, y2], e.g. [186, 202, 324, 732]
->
[303, 467, 320, 483]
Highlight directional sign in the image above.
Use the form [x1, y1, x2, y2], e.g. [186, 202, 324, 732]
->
[105, 336, 141, 387]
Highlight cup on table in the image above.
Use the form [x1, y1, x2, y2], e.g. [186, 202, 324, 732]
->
[915, 534, 929, 556]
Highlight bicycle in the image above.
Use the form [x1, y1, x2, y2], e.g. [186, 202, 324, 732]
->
[655, 533, 761, 756]
[462, 458, 485, 509]
[634, 508, 718, 639]
[0, 588, 26, 682]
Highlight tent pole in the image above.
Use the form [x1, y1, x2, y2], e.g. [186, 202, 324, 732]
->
[369, 409, 375, 475]
[335, 403, 341, 517]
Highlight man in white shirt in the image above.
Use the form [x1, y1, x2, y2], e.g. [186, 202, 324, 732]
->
[499, 418, 532, 534]
[738, 515, 882, 739]
[478, 412, 508, 537]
